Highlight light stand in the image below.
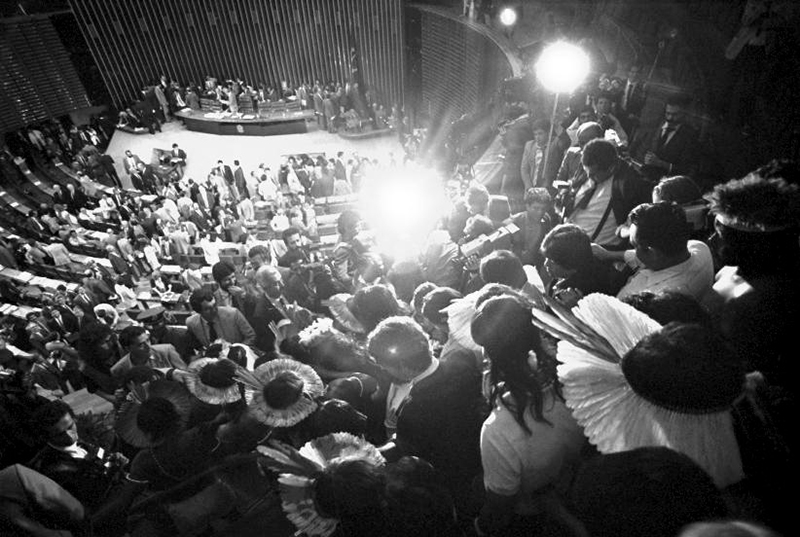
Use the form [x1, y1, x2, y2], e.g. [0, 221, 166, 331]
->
[535, 42, 590, 185]
[543, 94, 560, 180]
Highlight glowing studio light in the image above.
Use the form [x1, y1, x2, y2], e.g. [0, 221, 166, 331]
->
[359, 165, 449, 261]
[499, 7, 517, 27]
[535, 41, 591, 94]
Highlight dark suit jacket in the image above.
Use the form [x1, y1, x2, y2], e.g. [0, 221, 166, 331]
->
[634, 122, 700, 182]
[27, 218, 48, 235]
[56, 306, 81, 334]
[108, 251, 129, 275]
[394, 359, 484, 488]
[234, 167, 249, 198]
[220, 165, 234, 184]
[608, 159, 654, 230]
[72, 292, 97, 319]
[621, 81, 648, 117]
[63, 191, 81, 213]
[195, 185, 217, 215]
[28, 443, 112, 511]
[171, 148, 187, 162]
[84, 277, 114, 303]
[99, 154, 116, 174]
[247, 295, 288, 354]
[130, 170, 145, 192]
[188, 210, 210, 231]
[52, 191, 67, 206]
[141, 165, 158, 192]
[334, 159, 346, 182]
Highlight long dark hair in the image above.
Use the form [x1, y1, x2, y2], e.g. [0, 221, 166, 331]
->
[471, 294, 560, 434]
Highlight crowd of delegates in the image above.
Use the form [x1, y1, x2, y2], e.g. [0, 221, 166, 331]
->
[500, 53, 707, 214]
[0, 126, 796, 536]
[120, 74, 398, 136]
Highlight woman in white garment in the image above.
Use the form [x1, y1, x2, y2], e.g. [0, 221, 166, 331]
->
[471, 294, 587, 536]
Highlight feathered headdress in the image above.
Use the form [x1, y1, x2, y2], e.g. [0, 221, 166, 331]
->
[257, 432, 385, 537]
[441, 289, 485, 354]
[115, 379, 193, 448]
[322, 293, 365, 334]
[531, 293, 745, 487]
[236, 358, 325, 427]
[184, 357, 242, 405]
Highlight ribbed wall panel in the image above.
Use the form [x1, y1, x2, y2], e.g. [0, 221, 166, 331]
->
[68, 0, 403, 108]
[0, 17, 91, 131]
[416, 8, 512, 129]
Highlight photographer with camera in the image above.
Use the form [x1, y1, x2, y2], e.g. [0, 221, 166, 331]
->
[28, 400, 128, 517]
[277, 227, 324, 311]
[553, 121, 604, 221]
[329, 210, 385, 296]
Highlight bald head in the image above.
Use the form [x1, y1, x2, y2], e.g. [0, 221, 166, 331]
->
[255, 265, 283, 299]
[577, 121, 603, 148]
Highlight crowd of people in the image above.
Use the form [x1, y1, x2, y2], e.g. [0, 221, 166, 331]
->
[1, 104, 796, 536]
[117, 74, 399, 137]
[0, 34, 796, 537]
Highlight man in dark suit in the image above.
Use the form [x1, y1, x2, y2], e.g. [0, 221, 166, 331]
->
[186, 203, 211, 232]
[368, 316, 484, 512]
[567, 138, 652, 248]
[129, 166, 145, 192]
[28, 400, 126, 513]
[62, 184, 81, 213]
[233, 159, 249, 199]
[194, 180, 216, 218]
[109, 189, 125, 210]
[71, 286, 98, 320]
[106, 245, 130, 276]
[139, 163, 159, 195]
[99, 153, 122, 189]
[334, 151, 347, 182]
[633, 94, 700, 183]
[81, 271, 114, 304]
[53, 290, 81, 335]
[619, 63, 648, 137]
[313, 89, 325, 128]
[26, 209, 49, 236]
[51, 184, 67, 206]
[170, 143, 187, 177]
[217, 160, 234, 184]
[247, 265, 295, 354]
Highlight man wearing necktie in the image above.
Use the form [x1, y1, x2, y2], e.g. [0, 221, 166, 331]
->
[566, 139, 652, 248]
[248, 265, 303, 355]
[186, 289, 256, 352]
[72, 286, 97, 320]
[170, 143, 187, 178]
[636, 94, 700, 183]
[620, 63, 648, 137]
[123, 150, 142, 175]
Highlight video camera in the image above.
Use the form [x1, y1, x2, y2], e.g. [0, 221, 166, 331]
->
[459, 222, 520, 258]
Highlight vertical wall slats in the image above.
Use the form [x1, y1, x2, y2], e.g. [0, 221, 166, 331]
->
[68, 0, 403, 109]
[86, 0, 126, 105]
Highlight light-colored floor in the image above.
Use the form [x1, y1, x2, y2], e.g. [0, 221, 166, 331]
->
[106, 119, 404, 191]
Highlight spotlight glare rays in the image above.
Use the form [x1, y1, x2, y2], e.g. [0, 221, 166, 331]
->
[358, 165, 449, 262]
[535, 41, 591, 94]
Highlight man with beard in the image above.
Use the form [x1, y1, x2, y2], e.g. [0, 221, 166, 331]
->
[211, 261, 249, 315]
